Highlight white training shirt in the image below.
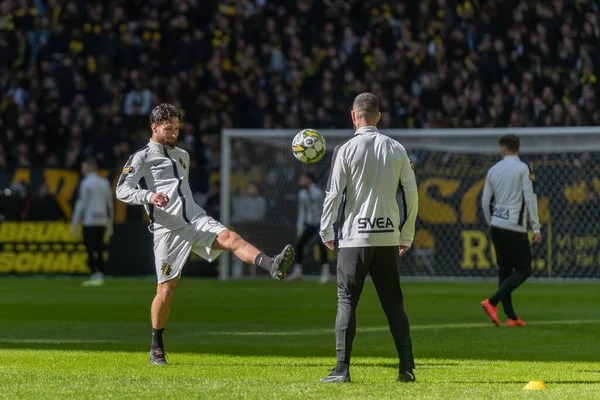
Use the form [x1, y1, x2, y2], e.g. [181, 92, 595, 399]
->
[116, 139, 208, 234]
[320, 126, 419, 248]
[481, 155, 541, 233]
[297, 184, 325, 231]
[72, 172, 114, 228]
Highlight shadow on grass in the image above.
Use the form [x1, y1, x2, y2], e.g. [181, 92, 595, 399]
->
[450, 380, 600, 385]
[169, 361, 332, 368]
[3, 278, 600, 365]
[352, 362, 460, 369]
[3, 340, 600, 364]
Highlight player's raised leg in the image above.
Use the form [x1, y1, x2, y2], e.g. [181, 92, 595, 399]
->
[150, 276, 179, 365]
[212, 229, 295, 280]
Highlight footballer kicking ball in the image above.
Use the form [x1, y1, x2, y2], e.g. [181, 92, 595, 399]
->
[292, 129, 326, 164]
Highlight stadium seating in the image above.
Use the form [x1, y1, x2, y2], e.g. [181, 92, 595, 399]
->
[1, 0, 598, 214]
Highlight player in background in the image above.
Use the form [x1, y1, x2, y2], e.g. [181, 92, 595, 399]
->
[319, 93, 418, 383]
[481, 135, 542, 327]
[72, 157, 114, 287]
[116, 103, 295, 365]
[287, 172, 330, 284]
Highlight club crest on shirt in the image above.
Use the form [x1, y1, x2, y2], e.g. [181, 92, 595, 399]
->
[161, 261, 172, 276]
[529, 173, 535, 181]
[179, 158, 186, 169]
[122, 166, 135, 174]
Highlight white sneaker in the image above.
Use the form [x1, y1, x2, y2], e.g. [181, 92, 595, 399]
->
[286, 264, 304, 282]
[91, 272, 104, 281]
[82, 272, 105, 287]
[319, 264, 330, 284]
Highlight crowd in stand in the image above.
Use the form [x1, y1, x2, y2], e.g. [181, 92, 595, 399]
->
[1, 0, 599, 207]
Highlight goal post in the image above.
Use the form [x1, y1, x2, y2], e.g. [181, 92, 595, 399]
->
[220, 127, 600, 281]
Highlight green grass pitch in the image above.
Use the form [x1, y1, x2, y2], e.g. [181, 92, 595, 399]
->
[1, 277, 599, 399]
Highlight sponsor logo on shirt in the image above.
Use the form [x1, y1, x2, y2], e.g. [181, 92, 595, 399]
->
[357, 217, 395, 233]
[492, 206, 509, 220]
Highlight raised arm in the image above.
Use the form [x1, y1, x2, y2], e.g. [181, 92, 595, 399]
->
[116, 152, 152, 205]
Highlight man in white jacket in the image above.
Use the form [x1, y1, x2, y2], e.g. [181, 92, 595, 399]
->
[287, 172, 330, 284]
[480, 134, 542, 327]
[319, 93, 418, 383]
[72, 157, 113, 287]
[116, 103, 294, 366]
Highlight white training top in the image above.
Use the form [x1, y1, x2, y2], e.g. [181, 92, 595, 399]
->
[116, 139, 207, 234]
[72, 172, 114, 228]
[320, 126, 419, 248]
[481, 155, 541, 233]
[297, 184, 325, 231]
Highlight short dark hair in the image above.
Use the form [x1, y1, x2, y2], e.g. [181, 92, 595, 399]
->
[302, 172, 316, 183]
[352, 92, 379, 120]
[499, 135, 520, 152]
[83, 156, 97, 169]
[150, 103, 181, 126]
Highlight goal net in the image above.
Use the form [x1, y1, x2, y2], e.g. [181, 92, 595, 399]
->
[219, 128, 600, 280]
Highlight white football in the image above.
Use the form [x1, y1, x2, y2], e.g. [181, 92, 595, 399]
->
[292, 129, 326, 164]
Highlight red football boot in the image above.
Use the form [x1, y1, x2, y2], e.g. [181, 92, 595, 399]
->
[480, 299, 501, 326]
[507, 318, 526, 327]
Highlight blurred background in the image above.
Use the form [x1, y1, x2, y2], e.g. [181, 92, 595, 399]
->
[1, 0, 599, 279]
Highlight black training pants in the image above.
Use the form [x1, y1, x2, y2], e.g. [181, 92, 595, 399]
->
[489, 227, 532, 319]
[82, 226, 106, 274]
[296, 224, 328, 265]
[335, 246, 413, 371]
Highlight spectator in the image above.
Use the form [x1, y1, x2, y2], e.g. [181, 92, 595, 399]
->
[231, 182, 267, 224]
[124, 80, 152, 117]
[0, 0, 598, 214]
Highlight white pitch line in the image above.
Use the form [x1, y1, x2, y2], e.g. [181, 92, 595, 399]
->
[208, 319, 600, 336]
[1, 320, 598, 343]
[0, 338, 125, 344]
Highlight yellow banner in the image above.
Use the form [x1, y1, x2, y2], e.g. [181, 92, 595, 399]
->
[0, 222, 96, 274]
